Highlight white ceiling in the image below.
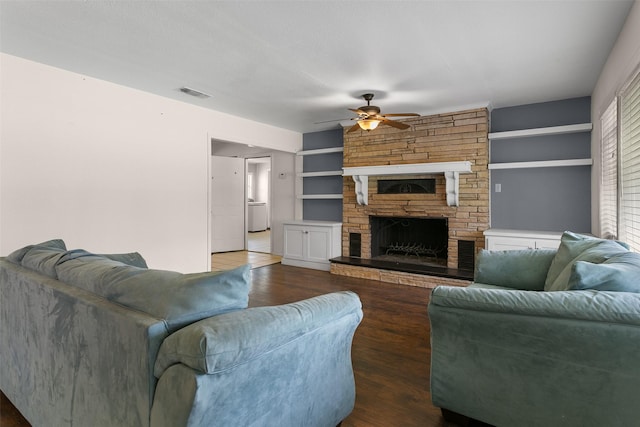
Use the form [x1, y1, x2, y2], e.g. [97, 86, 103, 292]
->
[0, 1, 634, 134]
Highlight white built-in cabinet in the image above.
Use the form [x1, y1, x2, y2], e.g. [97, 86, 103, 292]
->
[282, 220, 342, 270]
[484, 229, 562, 251]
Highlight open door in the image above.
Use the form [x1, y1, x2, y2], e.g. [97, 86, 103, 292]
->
[211, 156, 245, 252]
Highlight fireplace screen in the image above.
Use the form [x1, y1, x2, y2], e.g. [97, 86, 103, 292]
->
[370, 216, 448, 267]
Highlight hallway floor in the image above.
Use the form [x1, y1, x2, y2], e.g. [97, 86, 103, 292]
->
[247, 229, 271, 253]
[211, 250, 281, 271]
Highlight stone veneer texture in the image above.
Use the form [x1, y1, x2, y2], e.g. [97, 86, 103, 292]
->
[341, 107, 490, 270]
[330, 263, 471, 289]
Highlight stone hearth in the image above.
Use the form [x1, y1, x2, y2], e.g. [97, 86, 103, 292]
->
[330, 107, 489, 288]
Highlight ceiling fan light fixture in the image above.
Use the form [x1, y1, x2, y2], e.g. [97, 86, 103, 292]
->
[358, 119, 381, 131]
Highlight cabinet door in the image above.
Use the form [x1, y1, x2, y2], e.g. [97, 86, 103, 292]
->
[487, 236, 534, 251]
[306, 227, 331, 263]
[283, 226, 305, 260]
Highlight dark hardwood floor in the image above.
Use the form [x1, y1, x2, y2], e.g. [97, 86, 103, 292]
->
[1, 263, 458, 427]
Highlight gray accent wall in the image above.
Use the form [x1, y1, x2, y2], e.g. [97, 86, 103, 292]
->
[490, 97, 592, 233]
[302, 128, 344, 222]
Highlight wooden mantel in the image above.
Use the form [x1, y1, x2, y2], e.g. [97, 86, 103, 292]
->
[342, 161, 472, 207]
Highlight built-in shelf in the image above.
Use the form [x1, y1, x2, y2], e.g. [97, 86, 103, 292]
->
[488, 158, 593, 170]
[296, 147, 344, 156]
[297, 170, 343, 177]
[297, 194, 343, 199]
[342, 161, 472, 207]
[488, 123, 592, 140]
[296, 146, 344, 205]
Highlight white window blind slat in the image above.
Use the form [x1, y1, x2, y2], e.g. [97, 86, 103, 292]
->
[619, 70, 640, 252]
[624, 120, 640, 137]
[622, 143, 640, 158]
[600, 98, 618, 239]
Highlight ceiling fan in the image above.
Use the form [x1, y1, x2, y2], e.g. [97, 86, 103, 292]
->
[346, 93, 420, 133]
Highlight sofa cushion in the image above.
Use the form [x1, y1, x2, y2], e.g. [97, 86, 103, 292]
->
[568, 252, 640, 293]
[56, 254, 251, 333]
[544, 232, 628, 292]
[109, 265, 251, 332]
[19, 241, 69, 279]
[60, 249, 148, 268]
[475, 249, 556, 291]
[99, 252, 148, 268]
[55, 250, 148, 297]
[6, 239, 66, 264]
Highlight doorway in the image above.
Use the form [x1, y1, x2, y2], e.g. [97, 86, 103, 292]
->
[246, 157, 272, 253]
[211, 138, 296, 258]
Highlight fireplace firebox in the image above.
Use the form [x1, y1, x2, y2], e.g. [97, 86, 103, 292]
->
[370, 216, 448, 267]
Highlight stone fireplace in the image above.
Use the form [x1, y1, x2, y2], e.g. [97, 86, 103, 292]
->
[330, 107, 489, 288]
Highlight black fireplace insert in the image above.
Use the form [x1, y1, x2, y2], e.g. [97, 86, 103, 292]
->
[370, 216, 448, 267]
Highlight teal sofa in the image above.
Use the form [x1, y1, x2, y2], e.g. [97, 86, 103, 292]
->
[0, 239, 363, 427]
[428, 231, 640, 427]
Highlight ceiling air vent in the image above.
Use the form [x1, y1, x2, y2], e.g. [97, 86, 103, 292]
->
[179, 87, 211, 99]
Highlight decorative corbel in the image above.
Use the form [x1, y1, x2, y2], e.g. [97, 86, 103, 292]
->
[352, 175, 368, 205]
[444, 171, 460, 207]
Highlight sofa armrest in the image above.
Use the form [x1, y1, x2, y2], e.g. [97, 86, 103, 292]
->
[430, 285, 640, 325]
[154, 291, 363, 377]
[474, 249, 557, 290]
[151, 291, 363, 427]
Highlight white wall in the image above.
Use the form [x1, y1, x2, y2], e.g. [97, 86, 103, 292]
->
[270, 151, 296, 256]
[591, 0, 640, 236]
[0, 54, 301, 272]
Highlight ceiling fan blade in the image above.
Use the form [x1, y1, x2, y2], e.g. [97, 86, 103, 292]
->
[314, 117, 353, 124]
[349, 108, 367, 116]
[381, 113, 420, 117]
[347, 123, 362, 133]
[380, 117, 410, 130]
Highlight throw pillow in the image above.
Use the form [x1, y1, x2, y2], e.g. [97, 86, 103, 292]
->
[568, 252, 640, 293]
[107, 264, 251, 333]
[544, 231, 629, 292]
[6, 239, 66, 264]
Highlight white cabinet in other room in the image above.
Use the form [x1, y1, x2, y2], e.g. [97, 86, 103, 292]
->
[484, 229, 562, 251]
[282, 220, 342, 271]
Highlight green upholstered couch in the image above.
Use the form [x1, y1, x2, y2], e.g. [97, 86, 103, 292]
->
[0, 239, 363, 427]
[428, 231, 640, 427]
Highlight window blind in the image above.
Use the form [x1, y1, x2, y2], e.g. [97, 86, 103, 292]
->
[600, 98, 618, 239]
[619, 71, 640, 252]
